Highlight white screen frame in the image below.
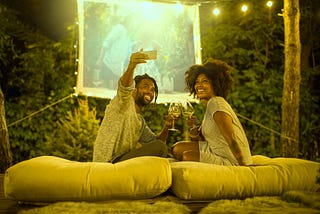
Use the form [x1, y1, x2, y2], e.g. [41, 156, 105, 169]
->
[76, 0, 201, 103]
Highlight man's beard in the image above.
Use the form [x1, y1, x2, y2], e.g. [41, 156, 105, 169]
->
[135, 94, 151, 107]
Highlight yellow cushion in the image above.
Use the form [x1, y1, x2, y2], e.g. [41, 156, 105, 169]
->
[170, 155, 320, 200]
[267, 158, 320, 192]
[4, 156, 172, 202]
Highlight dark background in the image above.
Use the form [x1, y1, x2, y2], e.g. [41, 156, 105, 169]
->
[2, 0, 77, 40]
[1, 0, 210, 41]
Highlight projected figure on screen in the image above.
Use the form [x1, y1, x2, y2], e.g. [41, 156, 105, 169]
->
[95, 21, 132, 90]
[132, 31, 165, 91]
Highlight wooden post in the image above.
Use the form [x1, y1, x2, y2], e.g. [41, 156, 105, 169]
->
[281, 0, 301, 157]
[0, 87, 12, 172]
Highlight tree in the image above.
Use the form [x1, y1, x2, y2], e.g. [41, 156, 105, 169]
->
[1, 0, 319, 163]
[0, 87, 12, 172]
[0, 3, 76, 163]
[281, 0, 301, 157]
[199, 0, 319, 159]
[45, 99, 100, 162]
[199, 1, 285, 157]
[299, 0, 320, 160]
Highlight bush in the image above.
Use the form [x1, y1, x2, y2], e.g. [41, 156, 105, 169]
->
[45, 99, 100, 162]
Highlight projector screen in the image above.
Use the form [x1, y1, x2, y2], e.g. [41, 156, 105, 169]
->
[76, 0, 201, 102]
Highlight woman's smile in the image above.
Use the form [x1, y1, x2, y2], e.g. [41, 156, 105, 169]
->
[195, 74, 214, 100]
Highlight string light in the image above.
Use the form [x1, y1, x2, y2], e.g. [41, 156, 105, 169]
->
[213, 8, 220, 16]
[73, 25, 78, 96]
[241, 4, 248, 12]
[208, 1, 275, 16]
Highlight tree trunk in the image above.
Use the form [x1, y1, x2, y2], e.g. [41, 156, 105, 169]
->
[0, 87, 12, 172]
[281, 0, 301, 157]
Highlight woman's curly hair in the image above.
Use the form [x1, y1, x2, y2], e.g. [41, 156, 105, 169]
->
[185, 58, 234, 99]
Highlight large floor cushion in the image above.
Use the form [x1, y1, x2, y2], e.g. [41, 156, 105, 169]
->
[170, 155, 320, 200]
[4, 156, 172, 202]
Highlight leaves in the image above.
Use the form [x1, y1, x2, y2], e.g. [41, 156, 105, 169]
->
[45, 99, 100, 162]
[1, 1, 319, 163]
[200, 1, 319, 158]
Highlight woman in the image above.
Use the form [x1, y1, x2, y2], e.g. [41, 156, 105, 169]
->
[172, 58, 252, 166]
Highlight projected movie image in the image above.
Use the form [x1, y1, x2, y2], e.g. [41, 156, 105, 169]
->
[77, 0, 201, 100]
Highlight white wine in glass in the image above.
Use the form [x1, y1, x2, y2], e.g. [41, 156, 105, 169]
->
[168, 102, 182, 131]
[181, 101, 194, 118]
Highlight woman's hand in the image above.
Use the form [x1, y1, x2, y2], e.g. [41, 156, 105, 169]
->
[186, 115, 198, 127]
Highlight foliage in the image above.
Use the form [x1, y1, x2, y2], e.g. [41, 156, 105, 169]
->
[45, 99, 100, 161]
[142, 103, 178, 144]
[299, 67, 320, 160]
[142, 100, 207, 147]
[199, 1, 319, 159]
[298, 0, 320, 160]
[0, 3, 77, 163]
[0, 1, 319, 163]
[199, 1, 284, 157]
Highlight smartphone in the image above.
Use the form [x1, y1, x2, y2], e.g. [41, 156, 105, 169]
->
[143, 50, 157, 60]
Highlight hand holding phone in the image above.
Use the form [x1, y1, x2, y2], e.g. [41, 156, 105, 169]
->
[142, 50, 157, 60]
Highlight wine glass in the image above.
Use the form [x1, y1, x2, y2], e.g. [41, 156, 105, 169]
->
[168, 102, 182, 131]
[181, 100, 195, 119]
[181, 101, 196, 140]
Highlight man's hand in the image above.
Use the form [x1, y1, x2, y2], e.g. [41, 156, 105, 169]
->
[121, 49, 148, 87]
[163, 114, 179, 128]
[157, 114, 180, 142]
[128, 49, 149, 67]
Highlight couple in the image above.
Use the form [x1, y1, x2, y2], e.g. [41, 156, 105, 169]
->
[93, 51, 252, 166]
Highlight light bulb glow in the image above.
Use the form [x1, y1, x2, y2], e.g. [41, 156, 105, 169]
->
[267, 1, 273, 7]
[241, 5, 248, 12]
[213, 8, 220, 15]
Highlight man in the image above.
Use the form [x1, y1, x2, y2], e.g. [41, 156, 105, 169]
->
[93, 50, 173, 163]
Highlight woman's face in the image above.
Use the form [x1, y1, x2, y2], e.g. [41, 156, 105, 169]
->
[194, 74, 215, 101]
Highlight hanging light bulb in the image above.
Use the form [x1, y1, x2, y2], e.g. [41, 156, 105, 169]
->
[241, 4, 248, 12]
[267, 1, 273, 7]
[213, 8, 220, 16]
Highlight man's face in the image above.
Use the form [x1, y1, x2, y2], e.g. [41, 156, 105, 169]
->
[134, 79, 155, 107]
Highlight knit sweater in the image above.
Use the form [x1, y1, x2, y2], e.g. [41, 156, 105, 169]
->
[92, 81, 156, 162]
